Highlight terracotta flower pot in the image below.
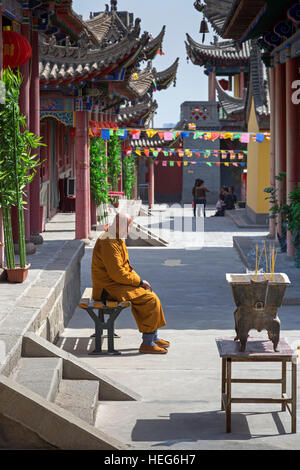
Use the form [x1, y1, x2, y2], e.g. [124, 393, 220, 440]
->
[6, 264, 31, 283]
[226, 273, 291, 352]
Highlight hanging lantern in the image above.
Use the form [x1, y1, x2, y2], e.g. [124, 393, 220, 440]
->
[200, 17, 209, 43]
[2, 27, 32, 69]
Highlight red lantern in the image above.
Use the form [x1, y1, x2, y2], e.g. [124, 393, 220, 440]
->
[2, 28, 32, 69]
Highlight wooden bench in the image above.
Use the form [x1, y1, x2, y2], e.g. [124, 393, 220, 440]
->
[78, 288, 131, 356]
[216, 337, 297, 434]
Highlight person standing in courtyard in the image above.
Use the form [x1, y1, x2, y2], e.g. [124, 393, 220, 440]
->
[192, 179, 210, 217]
[222, 187, 235, 210]
[229, 186, 237, 209]
[91, 213, 169, 355]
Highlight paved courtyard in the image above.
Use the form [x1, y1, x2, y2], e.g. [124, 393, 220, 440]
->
[58, 206, 300, 450]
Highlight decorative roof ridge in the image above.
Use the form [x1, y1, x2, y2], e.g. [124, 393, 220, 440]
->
[118, 99, 157, 116]
[186, 33, 236, 51]
[127, 61, 155, 97]
[156, 57, 179, 82]
[85, 11, 113, 43]
[39, 33, 143, 64]
[145, 25, 166, 52]
[249, 40, 270, 119]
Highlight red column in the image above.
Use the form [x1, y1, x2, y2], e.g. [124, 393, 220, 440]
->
[75, 111, 90, 240]
[208, 70, 216, 101]
[269, 65, 276, 238]
[274, 60, 286, 236]
[239, 71, 245, 98]
[148, 160, 154, 208]
[286, 55, 300, 256]
[19, 23, 31, 242]
[29, 25, 42, 244]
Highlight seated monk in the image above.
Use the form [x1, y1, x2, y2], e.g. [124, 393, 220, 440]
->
[91, 212, 169, 354]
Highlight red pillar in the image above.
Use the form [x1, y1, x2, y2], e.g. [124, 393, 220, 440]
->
[208, 70, 216, 101]
[269, 65, 276, 238]
[286, 55, 300, 256]
[30, 25, 42, 244]
[239, 71, 245, 98]
[148, 160, 154, 208]
[75, 111, 90, 240]
[274, 60, 286, 236]
[19, 23, 31, 242]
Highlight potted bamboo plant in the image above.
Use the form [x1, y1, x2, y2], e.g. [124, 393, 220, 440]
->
[0, 68, 43, 283]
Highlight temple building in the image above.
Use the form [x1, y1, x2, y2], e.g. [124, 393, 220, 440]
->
[186, 3, 271, 223]
[194, 0, 300, 256]
[0, 0, 179, 250]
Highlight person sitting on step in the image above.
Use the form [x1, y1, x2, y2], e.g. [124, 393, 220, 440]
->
[91, 212, 169, 355]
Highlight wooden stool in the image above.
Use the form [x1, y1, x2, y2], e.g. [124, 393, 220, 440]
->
[79, 288, 131, 356]
[216, 337, 297, 433]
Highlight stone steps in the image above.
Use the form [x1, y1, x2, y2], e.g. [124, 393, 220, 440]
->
[127, 221, 169, 247]
[12, 357, 100, 426]
[55, 379, 99, 425]
[0, 332, 139, 450]
[12, 357, 62, 402]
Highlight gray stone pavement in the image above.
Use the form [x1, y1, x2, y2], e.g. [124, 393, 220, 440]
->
[58, 206, 300, 450]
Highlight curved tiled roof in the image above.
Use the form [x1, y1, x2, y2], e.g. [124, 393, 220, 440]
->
[39, 33, 149, 83]
[144, 26, 166, 60]
[85, 12, 113, 43]
[156, 58, 179, 89]
[194, 0, 236, 36]
[246, 40, 270, 129]
[117, 100, 158, 127]
[186, 34, 251, 65]
[127, 62, 155, 98]
[216, 79, 246, 117]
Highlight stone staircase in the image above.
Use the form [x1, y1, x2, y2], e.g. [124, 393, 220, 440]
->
[127, 220, 169, 247]
[0, 332, 139, 450]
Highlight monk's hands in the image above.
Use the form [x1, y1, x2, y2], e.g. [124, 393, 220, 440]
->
[142, 280, 152, 291]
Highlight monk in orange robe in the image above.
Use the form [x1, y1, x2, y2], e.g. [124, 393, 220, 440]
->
[91, 213, 169, 354]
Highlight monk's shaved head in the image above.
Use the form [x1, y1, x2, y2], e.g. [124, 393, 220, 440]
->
[107, 212, 133, 239]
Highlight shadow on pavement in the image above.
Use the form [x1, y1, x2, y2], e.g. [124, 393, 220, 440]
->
[131, 410, 289, 444]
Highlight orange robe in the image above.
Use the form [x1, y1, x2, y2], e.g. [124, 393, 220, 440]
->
[91, 235, 166, 333]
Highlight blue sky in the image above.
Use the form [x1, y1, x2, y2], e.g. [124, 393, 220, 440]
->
[73, 0, 216, 128]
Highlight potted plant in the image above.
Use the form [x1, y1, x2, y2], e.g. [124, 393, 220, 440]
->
[0, 68, 43, 283]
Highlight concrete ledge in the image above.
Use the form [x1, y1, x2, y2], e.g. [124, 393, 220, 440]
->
[227, 209, 268, 229]
[0, 240, 84, 377]
[0, 375, 128, 450]
[22, 332, 141, 402]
